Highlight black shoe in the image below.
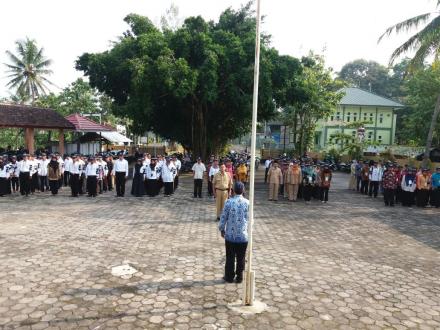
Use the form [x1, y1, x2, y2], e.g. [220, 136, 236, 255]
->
[216, 217, 220, 221]
[235, 278, 243, 284]
[222, 277, 234, 283]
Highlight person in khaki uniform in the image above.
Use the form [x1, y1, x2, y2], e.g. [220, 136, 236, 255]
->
[284, 161, 302, 201]
[214, 164, 233, 221]
[267, 161, 283, 201]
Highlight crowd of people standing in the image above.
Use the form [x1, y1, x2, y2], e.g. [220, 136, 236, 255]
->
[349, 160, 440, 208]
[265, 157, 333, 203]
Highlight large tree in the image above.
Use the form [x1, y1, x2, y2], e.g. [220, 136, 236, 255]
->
[338, 59, 391, 96]
[4, 37, 54, 104]
[283, 54, 344, 155]
[379, 1, 440, 164]
[76, 5, 288, 159]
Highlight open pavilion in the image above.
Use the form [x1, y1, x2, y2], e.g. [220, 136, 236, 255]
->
[0, 103, 75, 154]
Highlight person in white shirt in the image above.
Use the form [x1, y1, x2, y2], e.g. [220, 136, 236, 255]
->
[208, 159, 220, 198]
[192, 157, 206, 198]
[56, 154, 65, 190]
[145, 157, 160, 197]
[172, 155, 181, 190]
[368, 162, 383, 198]
[9, 156, 19, 193]
[78, 155, 86, 195]
[85, 156, 99, 197]
[38, 153, 50, 192]
[0, 157, 10, 197]
[63, 155, 73, 187]
[19, 154, 32, 196]
[264, 157, 272, 183]
[112, 152, 129, 197]
[96, 155, 108, 194]
[29, 154, 39, 194]
[161, 157, 177, 197]
[69, 155, 81, 197]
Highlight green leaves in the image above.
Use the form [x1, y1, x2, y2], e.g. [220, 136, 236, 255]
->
[4, 37, 54, 103]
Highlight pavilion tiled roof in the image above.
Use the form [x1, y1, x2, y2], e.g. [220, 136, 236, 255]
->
[65, 113, 111, 132]
[0, 103, 75, 129]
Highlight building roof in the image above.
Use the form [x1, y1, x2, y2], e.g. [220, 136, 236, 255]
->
[65, 113, 111, 132]
[340, 87, 405, 108]
[77, 131, 132, 144]
[0, 103, 75, 129]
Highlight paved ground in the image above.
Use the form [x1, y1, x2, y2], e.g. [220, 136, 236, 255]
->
[0, 169, 440, 330]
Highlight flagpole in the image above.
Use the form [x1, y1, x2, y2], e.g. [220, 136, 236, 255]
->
[244, 0, 262, 307]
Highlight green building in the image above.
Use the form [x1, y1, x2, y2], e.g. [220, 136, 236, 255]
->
[315, 87, 405, 150]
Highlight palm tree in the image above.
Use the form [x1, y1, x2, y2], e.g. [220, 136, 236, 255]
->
[4, 37, 54, 104]
[379, 1, 440, 165]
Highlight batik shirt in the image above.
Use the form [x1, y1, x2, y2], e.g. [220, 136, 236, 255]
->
[432, 173, 440, 188]
[382, 170, 397, 189]
[218, 195, 249, 243]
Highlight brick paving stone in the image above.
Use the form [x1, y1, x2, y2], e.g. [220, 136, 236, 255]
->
[0, 170, 439, 329]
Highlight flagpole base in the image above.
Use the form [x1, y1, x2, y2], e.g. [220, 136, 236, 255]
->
[227, 299, 267, 315]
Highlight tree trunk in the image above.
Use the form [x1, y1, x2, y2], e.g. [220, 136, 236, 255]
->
[422, 93, 440, 167]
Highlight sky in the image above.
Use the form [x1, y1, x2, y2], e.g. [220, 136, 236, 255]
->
[0, 0, 437, 98]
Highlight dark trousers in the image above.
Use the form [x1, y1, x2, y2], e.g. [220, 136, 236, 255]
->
[115, 172, 126, 196]
[356, 176, 362, 191]
[0, 178, 8, 196]
[416, 189, 429, 207]
[58, 174, 63, 190]
[321, 187, 329, 202]
[164, 182, 173, 196]
[146, 179, 158, 196]
[395, 187, 402, 204]
[208, 181, 213, 196]
[361, 180, 369, 194]
[87, 176, 98, 196]
[224, 240, 248, 282]
[19, 172, 31, 196]
[31, 173, 38, 193]
[369, 181, 379, 197]
[39, 176, 48, 192]
[49, 180, 59, 195]
[70, 174, 80, 197]
[11, 177, 19, 192]
[303, 185, 313, 201]
[64, 171, 70, 186]
[430, 188, 440, 207]
[79, 174, 85, 194]
[194, 179, 202, 198]
[264, 168, 269, 183]
[98, 179, 103, 194]
[383, 188, 395, 206]
[107, 174, 113, 191]
[401, 191, 415, 206]
[174, 176, 179, 191]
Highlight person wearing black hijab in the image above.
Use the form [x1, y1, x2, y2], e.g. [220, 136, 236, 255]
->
[47, 155, 61, 195]
[131, 158, 146, 197]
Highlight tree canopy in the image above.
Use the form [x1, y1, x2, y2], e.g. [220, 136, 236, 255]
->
[4, 37, 54, 104]
[76, 5, 302, 158]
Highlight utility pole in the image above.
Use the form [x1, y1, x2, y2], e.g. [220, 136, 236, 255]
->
[243, 0, 262, 306]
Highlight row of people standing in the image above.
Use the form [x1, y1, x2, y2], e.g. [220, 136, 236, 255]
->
[349, 160, 440, 208]
[131, 154, 181, 197]
[266, 158, 333, 203]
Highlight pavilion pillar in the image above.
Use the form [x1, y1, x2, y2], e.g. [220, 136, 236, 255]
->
[25, 128, 35, 154]
[58, 129, 65, 155]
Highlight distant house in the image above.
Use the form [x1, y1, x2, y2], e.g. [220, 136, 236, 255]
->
[315, 87, 405, 149]
[233, 87, 405, 153]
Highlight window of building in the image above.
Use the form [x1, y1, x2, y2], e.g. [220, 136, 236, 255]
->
[368, 131, 373, 141]
[369, 113, 374, 122]
[336, 112, 341, 120]
[330, 115, 334, 121]
[353, 113, 358, 122]
[346, 112, 351, 122]
[378, 135, 383, 144]
[379, 113, 384, 124]
[363, 113, 368, 121]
